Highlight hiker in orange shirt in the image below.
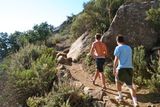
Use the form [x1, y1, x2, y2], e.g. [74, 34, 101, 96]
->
[88, 33, 108, 89]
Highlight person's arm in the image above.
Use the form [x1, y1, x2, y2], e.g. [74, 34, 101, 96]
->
[88, 43, 95, 56]
[113, 56, 118, 77]
[104, 44, 108, 57]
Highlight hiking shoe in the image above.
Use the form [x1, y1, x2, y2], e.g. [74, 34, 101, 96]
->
[115, 96, 123, 102]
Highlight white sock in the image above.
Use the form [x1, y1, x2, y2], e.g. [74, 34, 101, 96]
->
[118, 91, 122, 98]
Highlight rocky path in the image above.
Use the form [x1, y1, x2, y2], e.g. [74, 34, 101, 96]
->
[66, 63, 160, 107]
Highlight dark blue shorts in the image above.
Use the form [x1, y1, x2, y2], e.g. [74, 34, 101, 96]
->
[95, 58, 105, 72]
[117, 68, 133, 86]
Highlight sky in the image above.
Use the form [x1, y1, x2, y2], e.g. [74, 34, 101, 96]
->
[0, 0, 90, 34]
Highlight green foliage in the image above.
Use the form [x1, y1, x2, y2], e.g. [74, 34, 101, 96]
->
[71, 13, 94, 39]
[148, 74, 160, 93]
[71, 0, 125, 39]
[133, 46, 160, 92]
[46, 34, 63, 47]
[31, 22, 54, 42]
[104, 66, 115, 82]
[147, 59, 160, 93]
[27, 97, 46, 107]
[59, 15, 76, 36]
[83, 54, 96, 73]
[27, 82, 92, 107]
[0, 22, 55, 59]
[85, 54, 93, 66]
[133, 46, 148, 85]
[3, 44, 56, 105]
[0, 32, 10, 58]
[95, 0, 125, 23]
[146, 7, 160, 31]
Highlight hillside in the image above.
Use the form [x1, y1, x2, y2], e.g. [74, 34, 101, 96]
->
[0, 0, 160, 107]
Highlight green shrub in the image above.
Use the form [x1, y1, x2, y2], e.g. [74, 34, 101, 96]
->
[46, 34, 61, 45]
[146, 7, 160, 31]
[27, 82, 92, 107]
[148, 74, 160, 93]
[27, 97, 46, 107]
[83, 54, 95, 73]
[85, 55, 93, 66]
[3, 44, 56, 105]
[133, 46, 149, 85]
[104, 66, 115, 83]
[133, 46, 160, 92]
[147, 59, 160, 93]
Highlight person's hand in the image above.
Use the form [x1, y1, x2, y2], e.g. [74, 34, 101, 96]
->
[113, 69, 118, 77]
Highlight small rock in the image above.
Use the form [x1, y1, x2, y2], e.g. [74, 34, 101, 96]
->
[123, 96, 127, 100]
[56, 52, 67, 58]
[72, 81, 84, 89]
[57, 64, 66, 70]
[93, 101, 106, 107]
[103, 96, 109, 102]
[90, 89, 105, 100]
[57, 56, 66, 64]
[84, 87, 92, 95]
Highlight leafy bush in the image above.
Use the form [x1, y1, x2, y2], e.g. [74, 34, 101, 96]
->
[104, 66, 115, 83]
[133, 46, 149, 85]
[83, 54, 95, 73]
[71, 0, 125, 39]
[146, 7, 160, 31]
[85, 54, 93, 66]
[70, 13, 93, 39]
[147, 59, 160, 93]
[148, 74, 160, 93]
[27, 82, 92, 107]
[3, 44, 56, 105]
[133, 46, 160, 92]
[45, 34, 69, 47]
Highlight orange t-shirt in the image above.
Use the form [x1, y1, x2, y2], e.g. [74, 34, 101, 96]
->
[91, 41, 108, 58]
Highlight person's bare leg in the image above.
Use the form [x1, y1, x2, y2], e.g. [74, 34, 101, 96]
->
[116, 81, 123, 100]
[93, 70, 99, 84]
[99, 72, 106, 88]
[98, 72, 101, 79]
[128, 86, 138, 106]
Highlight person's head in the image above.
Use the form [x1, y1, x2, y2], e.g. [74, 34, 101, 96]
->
[95, 33, 102, 40]
[116, 35, 125, 44]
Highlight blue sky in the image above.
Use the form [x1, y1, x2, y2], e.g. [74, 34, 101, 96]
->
[0, 0, 90, 34]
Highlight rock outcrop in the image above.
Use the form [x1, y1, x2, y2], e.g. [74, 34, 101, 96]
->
[67, 31, 90, 61]
[102, 1, 158, 55]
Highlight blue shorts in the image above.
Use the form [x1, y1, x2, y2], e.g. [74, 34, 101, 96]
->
[116, 68, 133, 86]
[95, 58, 105, 72]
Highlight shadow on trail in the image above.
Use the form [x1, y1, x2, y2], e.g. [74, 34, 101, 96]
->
[110, 98, 133, 107]
[137, 92, 160, 104]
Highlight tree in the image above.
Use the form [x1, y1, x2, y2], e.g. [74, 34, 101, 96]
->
[9, 31, 25, 52]
[0, 32, 9, 58]
[33, 22, 54, 41]
[71, 0, 124, 37]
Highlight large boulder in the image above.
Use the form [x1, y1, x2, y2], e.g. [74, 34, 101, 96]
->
[102, 1, 158, 55]
[67, 31, 90, 61]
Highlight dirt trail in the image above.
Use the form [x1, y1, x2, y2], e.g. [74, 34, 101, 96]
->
[66, 63, 160, 107]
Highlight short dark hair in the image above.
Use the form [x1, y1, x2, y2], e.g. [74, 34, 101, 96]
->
[95, 33, 101, 40]
[116, 35, 124, 43]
